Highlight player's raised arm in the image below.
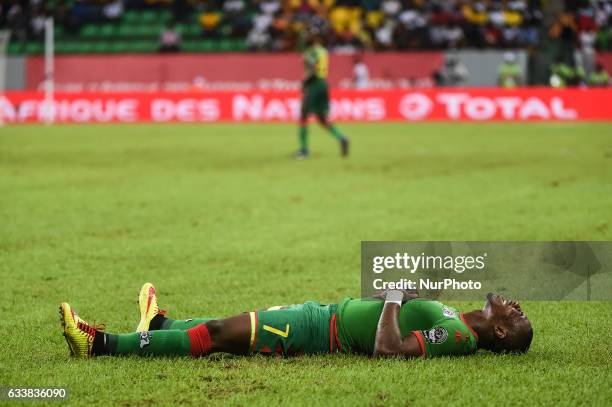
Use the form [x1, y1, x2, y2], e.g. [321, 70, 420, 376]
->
[373, 290, 423, 358]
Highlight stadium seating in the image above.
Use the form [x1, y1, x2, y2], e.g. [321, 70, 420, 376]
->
[2, 0, 611, 55]
[3, 2, 248, 55]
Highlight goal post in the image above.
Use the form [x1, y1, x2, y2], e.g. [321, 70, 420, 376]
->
[43, 17, 55, 125]
[0, 29, 11, 126]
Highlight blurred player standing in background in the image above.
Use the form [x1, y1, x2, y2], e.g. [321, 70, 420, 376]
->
[498, 52, 522, 88]
[295, 34, 349, 159]
[353, 54, 370, 89]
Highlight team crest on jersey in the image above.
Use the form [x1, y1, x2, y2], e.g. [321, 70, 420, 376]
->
[139, 332, 151, 348]
[442, 307, 456, 318]
[422, 327, 448, 344]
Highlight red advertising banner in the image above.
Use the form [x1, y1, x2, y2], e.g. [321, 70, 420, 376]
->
[597, 52, 612, 74]
[2, 88, 611, 124]
[25, 52, 443, 91]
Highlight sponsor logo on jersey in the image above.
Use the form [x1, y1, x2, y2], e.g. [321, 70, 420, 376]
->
[422, 327, 448, 344]
[139, 332, 151, 348]
[442, 307, 456, 318]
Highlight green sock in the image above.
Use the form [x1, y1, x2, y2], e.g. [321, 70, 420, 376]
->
[328, 125, 345, 141]
[106, 330, 191, 356]
[299, 126, 308, 152]
[162, 318, 216, 330]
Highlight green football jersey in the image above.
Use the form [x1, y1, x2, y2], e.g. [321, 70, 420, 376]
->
[335, 298, 478, 357]
[304, 45, 329, 79]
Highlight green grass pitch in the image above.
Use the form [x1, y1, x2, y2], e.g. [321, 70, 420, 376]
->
[1, 122, 611, 406]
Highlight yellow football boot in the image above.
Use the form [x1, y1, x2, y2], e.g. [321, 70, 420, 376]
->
[59, 303, 102, 358]
[136, 282, 165, 332]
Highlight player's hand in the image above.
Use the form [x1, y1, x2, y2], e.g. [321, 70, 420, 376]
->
[372, 289, 419, 304]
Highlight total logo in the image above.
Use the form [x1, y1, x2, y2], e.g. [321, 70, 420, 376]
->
[398, 92, 578, 121]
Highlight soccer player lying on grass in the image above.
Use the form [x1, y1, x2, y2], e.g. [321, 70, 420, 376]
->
[59, 283, 532, 359]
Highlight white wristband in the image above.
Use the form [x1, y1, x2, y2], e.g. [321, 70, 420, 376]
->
[385, 290, 403, 306]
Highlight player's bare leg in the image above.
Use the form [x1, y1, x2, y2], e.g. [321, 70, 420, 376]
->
[201, 314, 252, 354]
[134, 282, 253, 355]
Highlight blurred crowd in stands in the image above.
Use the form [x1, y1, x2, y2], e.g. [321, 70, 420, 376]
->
[0, 0, 610, 86]
[546, 0, 611, 86]
[0, 1, 589, 48]
[244, 0, 546, 51]
[1, 1, 611, 52]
